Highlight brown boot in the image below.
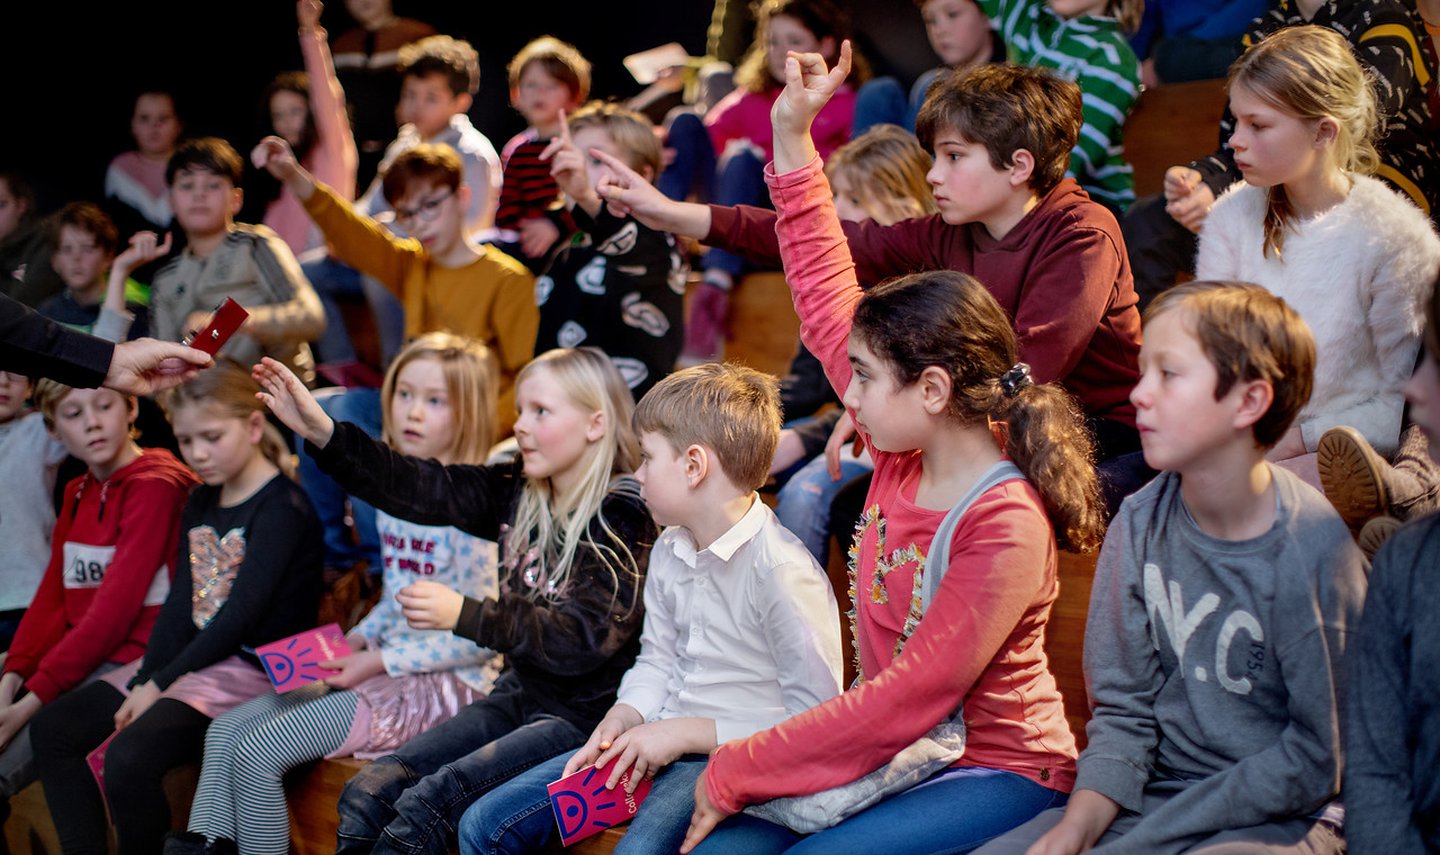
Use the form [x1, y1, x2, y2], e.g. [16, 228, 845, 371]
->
[1317, 426, 1391, 529]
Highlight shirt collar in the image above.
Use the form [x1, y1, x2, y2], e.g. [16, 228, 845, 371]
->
[673, 493, 768, 567]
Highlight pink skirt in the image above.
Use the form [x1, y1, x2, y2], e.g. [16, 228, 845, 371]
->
[330, 670, 486, 760]
[103, 655, 274, 719]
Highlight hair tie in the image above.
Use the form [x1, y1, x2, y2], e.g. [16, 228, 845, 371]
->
[999, 363, 1033, 398]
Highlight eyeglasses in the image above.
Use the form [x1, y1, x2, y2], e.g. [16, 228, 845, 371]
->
[393, 190, 454, 227]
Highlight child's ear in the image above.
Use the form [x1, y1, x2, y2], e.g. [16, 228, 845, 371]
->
[584, 409, 607, 443]
[1314, 117, 1340, 149]
[246, 410, 266, 444]
[454, 92, 474, 114]
[509, 87, 521, 107]
[455, 184, 472, 213]
[1231, 378, 1275, 432]
[918, 365, 953, 416]
[684, 443, 708, 487]
[1007, 149, 1036, 188]
[228, 187, 244, 217]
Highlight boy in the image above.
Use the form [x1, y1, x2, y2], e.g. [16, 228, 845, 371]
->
[38, 202, 150, 342]
[976, 280, 1366, 855]
[149, 137, 325, 384]
[493, 36, 590, 268]
[0, 380, 196, 815]
[1344, 274, 1440, 854]
[455, 362, 842, 854]
[254, 135, 536, 433]
[0, 371, 66, 652]
[601, 63, 1145, 496]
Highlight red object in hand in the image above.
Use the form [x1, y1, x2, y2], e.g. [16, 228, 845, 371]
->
[185, 297, 249, 355]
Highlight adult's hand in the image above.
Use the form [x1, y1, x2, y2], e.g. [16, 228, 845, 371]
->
[105, 338, 213, 396]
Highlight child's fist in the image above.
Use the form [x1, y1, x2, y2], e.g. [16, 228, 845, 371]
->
[396, 580, 465, 631]
[252, 136, 299, 180]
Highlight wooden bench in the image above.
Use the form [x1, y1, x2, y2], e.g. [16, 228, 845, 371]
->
[1125, 78, 1230, 198]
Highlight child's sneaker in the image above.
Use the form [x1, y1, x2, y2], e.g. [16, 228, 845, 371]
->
[679, 276, 731, 366]
[1317, 425, 1391, 529]
[1357, 514, 1402, 560]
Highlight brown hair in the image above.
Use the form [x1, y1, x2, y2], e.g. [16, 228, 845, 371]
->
[566, 101, 664, 180]
[166, 137, 244, 186]
[160, 359, 296, 479]
[734, 0, 870, 93]
[916, 63, 1081, 196]
[380, 143, 463, 205]
[633, 362, 781, 492]
[507, 36, 592, 102]
[1145, 280, 1317, 449]
[50, 202, 119, 256]
[825, 124, 938, 224]
[380, 332, 498, 465]
[401, 35, 481, 97]
[852, 271, 1104, 551]
[1228, 25, 1379, 259]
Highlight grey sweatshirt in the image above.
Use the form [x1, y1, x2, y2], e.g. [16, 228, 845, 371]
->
[1345, 512, 1440, 854]
[1076, 466, 1367, 854]
[0, 411, 66, 611]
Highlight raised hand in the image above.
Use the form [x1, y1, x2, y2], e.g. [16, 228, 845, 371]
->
[541, 109, 591, 204]
[772, 40, 853, 142]
[594, 149, 668, 224]
[114, 231, 173, 278]
[252, 136, 301, 182]
[252, 356, 335, 447]
[297, 0, 323, 30]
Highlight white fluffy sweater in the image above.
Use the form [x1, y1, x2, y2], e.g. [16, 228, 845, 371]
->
[1196, 175, 1440, 456]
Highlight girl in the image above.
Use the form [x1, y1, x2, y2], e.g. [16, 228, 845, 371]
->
[1195, 26, 1440, 504]
[771, 123, 939, 562]
[246, 0, 359, 257]
[28, 360, 324, 855]
[104, 90, 182, 255]
[672, 0, 868, 364]
[178, 332, 503, 855]
[647, 42, 1104, 853]
[250, 346, 657, 855]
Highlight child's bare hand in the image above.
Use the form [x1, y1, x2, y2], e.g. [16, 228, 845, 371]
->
[593, 149, 666, 224]
[252, 356, 336, 447]
[252, 136, 300, 181]
[318, 649, 386, 689]
[595, 718, 714, 792]
[541, 109, 592, 204]
[1162, 166, 1202, 201]
[114, 680, 162, 730]
[1025, 821, 1091, 855]
[518, 217, 561, 258]
[772, 40, 852, 140]
[297, 0, 323, 29]
[564, 703, 644, 777]
[680, 774, 733, 854]
[115, 231, 173, 275]
[396, 580, 464, 631]
[823, 411, 861, 481]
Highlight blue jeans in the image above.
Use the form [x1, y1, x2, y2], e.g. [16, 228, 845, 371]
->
[776, 453, 874, 565]
[304, 254, 406, 366]
[335, 677, 587, 855]
[297, 387, 382, 569]
[658, 110, 717, 203]
[458, 750, 707, 855]
[691, 766, 1068, 855]
[851, 70, 941, 135]
[703, 148, 767, 280]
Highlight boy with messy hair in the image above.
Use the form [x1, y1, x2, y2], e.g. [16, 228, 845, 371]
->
[977, 280, 1366, 855]
[455, 362, 841, 855]
[598, 62, 1144, 501]
[149, 137, 325, 384]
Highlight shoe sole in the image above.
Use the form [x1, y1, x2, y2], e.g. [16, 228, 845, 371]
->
[1317, 426, 1389, 529]
[1357, 515, 1402, 560]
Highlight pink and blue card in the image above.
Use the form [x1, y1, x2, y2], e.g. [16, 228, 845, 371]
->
[254, 623, 351, 693]
[547, 757, 653, 846]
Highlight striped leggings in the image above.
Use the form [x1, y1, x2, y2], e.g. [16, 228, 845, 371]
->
[188, 685, 360, 855]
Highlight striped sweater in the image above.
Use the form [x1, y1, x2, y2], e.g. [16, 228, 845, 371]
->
[980, 0, 1141, 211]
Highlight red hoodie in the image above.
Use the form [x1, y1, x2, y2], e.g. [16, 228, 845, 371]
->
[4, 448, 197, 704]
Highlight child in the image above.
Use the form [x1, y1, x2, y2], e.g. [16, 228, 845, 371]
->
[977, 280, 1366, 855]
[679, 0, 865, 364]
[104, 90, 183, 251]
[493, 36, 589, 269]
[537, 101, 686, 399]
[662, 43, 1103, 853]
[251, 346, 657, 855]
[1345, 272, 1440, 853]
[179, 333, 504, 855]
[851, 0, 1003, 135]
[0, 371, 67, 651]
[1195, 26, 1440, 490]
[0, 379, 197, 818]
[0, 170, 62, 307]
[248, 0, 359, 257]
[253, 134, 536, 431]
[1128, 0, 1266, 86]
[29, 361, 324, 855]
[598, 62, 1147, 507]
[148, 137, 326, 384]
[458, 362, 843, 855]
[37, 202, 151, 342]
[976, 0, 1142, 214]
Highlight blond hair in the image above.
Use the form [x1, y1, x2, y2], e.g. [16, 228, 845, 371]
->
[825, 125, 938, 225]
[566, 101, 663, 181]
[1228, 25, 1379, 259]
[381, 332, 498, 465]
[159, 359, 295, 479]
[633, 363, 781, 491]
[506, 348, 642, 608]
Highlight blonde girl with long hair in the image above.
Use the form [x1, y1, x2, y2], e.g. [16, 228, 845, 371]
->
[251, 345, 656, 855]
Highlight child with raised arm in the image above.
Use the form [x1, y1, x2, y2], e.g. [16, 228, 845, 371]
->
[178, 334, 504, 855]
[458, 362, 842, 855]
[538, 101, 686, 399]
[251, 346, 656, 855]
[609, 42, 1105, 853]
[30, 361, 324, 855]
[149, 137, 326, 384]
[977, 281, 1366, 855]
[38, 203, 152, 342]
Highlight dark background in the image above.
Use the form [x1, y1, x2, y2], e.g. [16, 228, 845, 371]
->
[0, 0, 936, 214]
